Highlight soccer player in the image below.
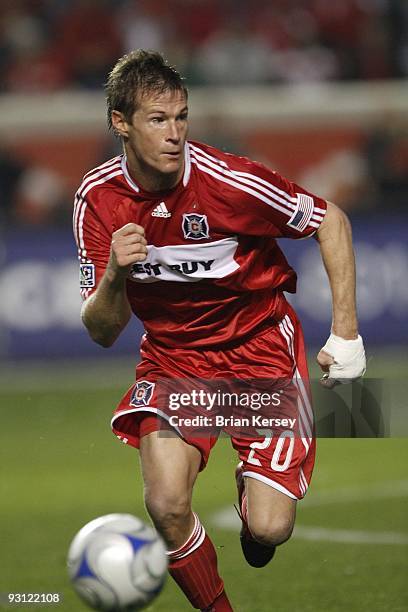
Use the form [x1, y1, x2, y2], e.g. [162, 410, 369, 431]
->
[73, 50, 366, 611]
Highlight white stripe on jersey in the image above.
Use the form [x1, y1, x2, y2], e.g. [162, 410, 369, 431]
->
[191, 155, 297, 220]
[190, 144, 323, 231]
[121, 155, 140, 192]
[190, 143, 324, 228]
[189, 142, 229, 168]
[73, 162, 122, 235]
[183, 141, 192, 186]
[74, 158, 122, 225]
[73, 165, 123, 297]
[311, 216, 324, 225]
[190, 143, 325, 222]
[190, 147, 296, 216]
[313, 205, 326, 214]
[79, 167, 122, 201]
[82, 155, 122, 180]
[312, 210, 325, 220]
[231, 172, 296, 206]
[77, 197, 88, 256]
[74, 170, 122, 263]
[190, 145, 320, 228]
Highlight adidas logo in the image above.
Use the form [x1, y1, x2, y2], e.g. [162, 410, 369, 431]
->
[151, 202, 171, 218]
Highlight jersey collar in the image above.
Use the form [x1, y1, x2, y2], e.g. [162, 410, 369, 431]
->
[182, 141, 191, 186]
[121, 155, 140, 193]
[121, 142, 191, 195]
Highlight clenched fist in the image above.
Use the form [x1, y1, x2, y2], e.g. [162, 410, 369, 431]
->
[317, 333, 366, 388]
[108, 223, 148, 278]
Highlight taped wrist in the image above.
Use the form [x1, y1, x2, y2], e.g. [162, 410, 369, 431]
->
[321, 333, 366, 381]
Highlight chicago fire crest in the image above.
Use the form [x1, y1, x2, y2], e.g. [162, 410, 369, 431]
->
[182, 213, 210, 240]
[130, 380, 155, 407]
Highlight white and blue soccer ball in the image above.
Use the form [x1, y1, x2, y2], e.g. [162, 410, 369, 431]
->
[67, 514, 168, 611]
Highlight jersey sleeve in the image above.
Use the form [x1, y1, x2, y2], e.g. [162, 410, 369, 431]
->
[72, 189, 112, 300]
[227, 157, 327, 239]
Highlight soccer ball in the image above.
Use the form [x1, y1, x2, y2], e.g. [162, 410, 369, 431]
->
[67, 514, 167, 611]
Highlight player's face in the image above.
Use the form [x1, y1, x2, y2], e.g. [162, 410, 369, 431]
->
[115, 89, 188, 189]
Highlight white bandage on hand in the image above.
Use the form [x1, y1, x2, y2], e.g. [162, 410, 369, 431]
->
[321, 333, 366, 383]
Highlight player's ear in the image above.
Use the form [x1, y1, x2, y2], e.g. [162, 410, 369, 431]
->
[111, 110, 129, 139]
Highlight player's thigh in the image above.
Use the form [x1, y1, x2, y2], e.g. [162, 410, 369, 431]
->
[245, 475, 297, 541]
[140, 430, 202, 511]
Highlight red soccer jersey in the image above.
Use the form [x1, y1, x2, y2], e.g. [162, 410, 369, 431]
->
[73, 140, 327, 347]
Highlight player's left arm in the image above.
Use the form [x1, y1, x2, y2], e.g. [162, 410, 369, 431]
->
[315, 201, 366, 387]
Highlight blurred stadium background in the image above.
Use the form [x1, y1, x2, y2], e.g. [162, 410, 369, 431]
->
[0, 1, 407, 611]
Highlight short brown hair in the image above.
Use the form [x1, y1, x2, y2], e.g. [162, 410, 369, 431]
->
[105, 49, 188, 130]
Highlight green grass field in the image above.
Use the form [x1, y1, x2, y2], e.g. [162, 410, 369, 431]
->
[0, 352, 407, 612]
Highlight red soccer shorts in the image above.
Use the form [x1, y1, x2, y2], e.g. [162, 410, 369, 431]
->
[112, 302, 315, 500]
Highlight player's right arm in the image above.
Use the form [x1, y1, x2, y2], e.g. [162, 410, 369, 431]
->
[81, 223, 148, 347]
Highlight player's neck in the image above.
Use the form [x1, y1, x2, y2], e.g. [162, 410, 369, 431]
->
[125, 151, 184, 194]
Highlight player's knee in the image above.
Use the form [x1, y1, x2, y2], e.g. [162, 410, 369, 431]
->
[248, 515, 294, 547]
[144, 489, 191, 531]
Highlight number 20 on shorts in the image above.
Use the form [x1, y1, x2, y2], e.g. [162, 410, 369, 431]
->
[247, 429, 295, 472]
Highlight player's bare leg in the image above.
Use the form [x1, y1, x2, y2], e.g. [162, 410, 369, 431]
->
[245, 476, 296, 545]
[140, 430, 201, 549]
[236, 465, 296, 567]
[140, 430, 233, 611]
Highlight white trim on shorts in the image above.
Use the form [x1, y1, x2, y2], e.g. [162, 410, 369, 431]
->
[277, 313, 313, 497]
[242, 470, 299, 500]
[111, 407, 183, 438]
